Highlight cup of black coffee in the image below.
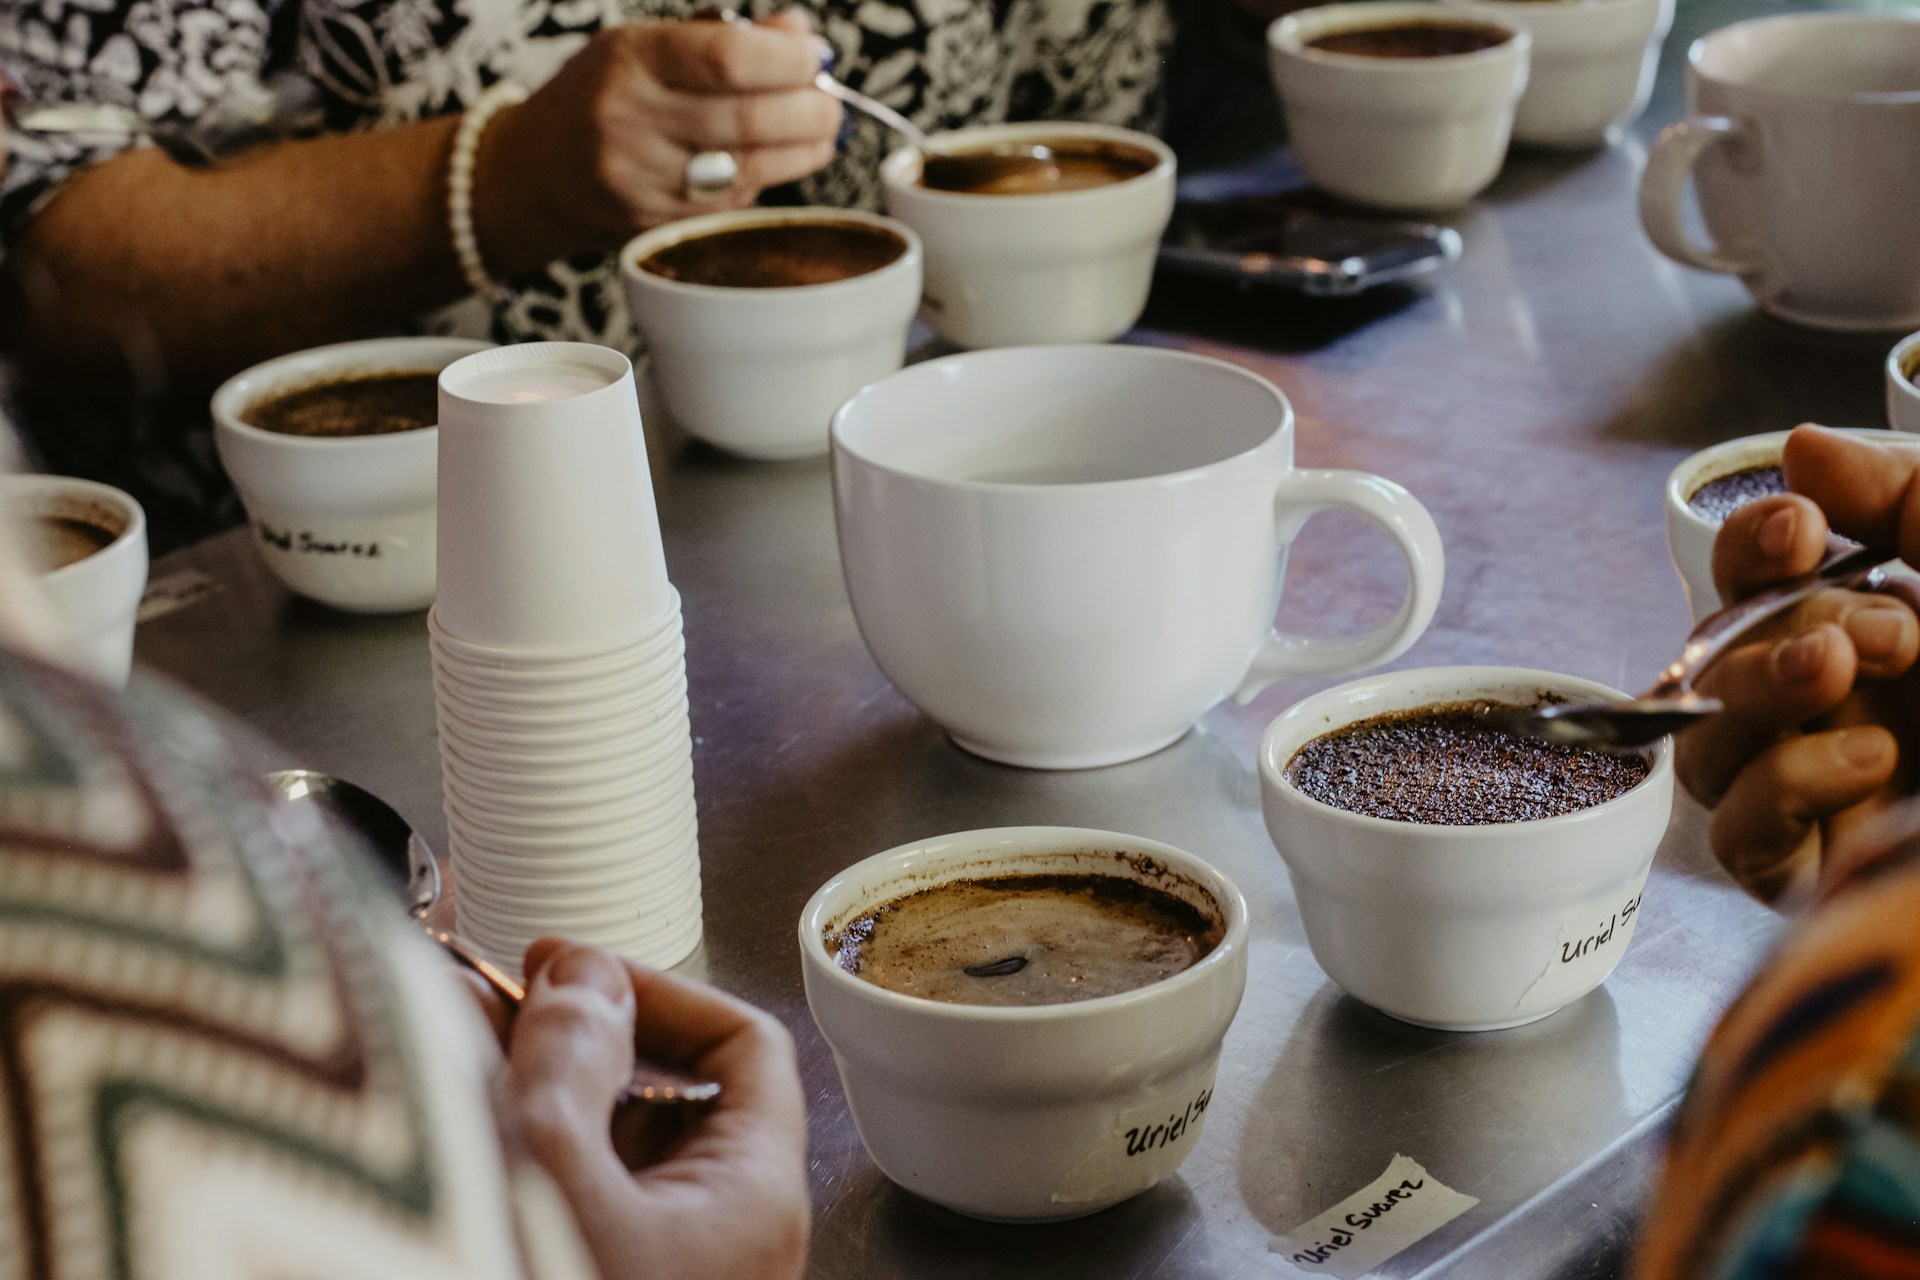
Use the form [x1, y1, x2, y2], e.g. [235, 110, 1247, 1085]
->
[1260, 665, 1673, 1031]
[880, 122, 1176, 349]
[621, 208, 922, 460]
[0, 475, 148, 687]
[213, 336, 493, 614]
[800, 826, 1248, 1221]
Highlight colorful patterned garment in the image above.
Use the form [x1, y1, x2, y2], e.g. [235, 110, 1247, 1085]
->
[0, 0, 1170, 550]
[0, 650, 596, 1280]
[1634, 838, 1920, 1279]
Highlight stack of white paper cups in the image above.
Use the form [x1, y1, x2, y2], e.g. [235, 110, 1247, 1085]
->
[429, 342, 700, 970]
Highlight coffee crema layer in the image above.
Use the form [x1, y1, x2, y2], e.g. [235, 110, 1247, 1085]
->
[26, 515, 116, 573]
[244, 371, 440, 438]
[1306, 20, 1512, 57]
[829, 871, 1222, 1007]
[1688, 464, 1787, 524]
[1286, 701, 1651, 825]
[639, 221, 907, 288]
[919, 140, 1159, 196]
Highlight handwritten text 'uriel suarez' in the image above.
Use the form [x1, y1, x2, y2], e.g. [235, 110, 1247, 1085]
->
[1125, 1087, 1212, 1158]
[1289, 1178, 1427, 1267]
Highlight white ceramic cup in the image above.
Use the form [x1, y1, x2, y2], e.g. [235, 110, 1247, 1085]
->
[1890, 331, 1920, 433]
[0, 476, 148, 686]
[212, 337, 490, 614]
[1268, 2, 1531, 210]
[881, 123, 1176, 349]
[1444, 0, 1671, 147]
[621, 208, 923, 460]
[1665, 428, 1915, 622]
[1638, 12, 1920, 333]
[435, 343, 672, 651]
[800, 826, 1248, 1222]
[831, 345, 1445, 769]
[1259, 666, 1675, 1031]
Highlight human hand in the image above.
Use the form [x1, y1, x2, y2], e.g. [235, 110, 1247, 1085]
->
[492, 938, 810, 1280]
[1676, 424, 1920, 903]
[473, 11, 841, 277]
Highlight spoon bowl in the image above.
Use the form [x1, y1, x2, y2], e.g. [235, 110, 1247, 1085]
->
[812, 72, 1061, 191]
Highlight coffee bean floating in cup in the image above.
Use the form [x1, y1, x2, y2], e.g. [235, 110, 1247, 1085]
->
[637, 220, 909, 288]
[242, 370, 441, 438]
[1685, 465, 1788, 524]
[1305, 18, 1513, 57]
[917, 137, 1161, 196]
[1284, 700, 1651, 825]
[827, 871, 1225, 1007]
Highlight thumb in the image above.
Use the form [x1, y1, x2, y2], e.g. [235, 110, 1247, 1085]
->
[507, 943, 638, 1176]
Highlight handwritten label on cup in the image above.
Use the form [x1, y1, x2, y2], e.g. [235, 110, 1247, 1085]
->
[1272, 1154, 1478, 1278]
[255, 522, 385, 559]
[1519, 876, 1650, 1010]
[1050, 1081, 1216, 1206]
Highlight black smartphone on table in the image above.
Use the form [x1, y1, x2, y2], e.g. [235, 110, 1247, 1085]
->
[1158, 194, 1461, 297]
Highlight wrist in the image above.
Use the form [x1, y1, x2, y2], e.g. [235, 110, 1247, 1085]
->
[460, 92, 544, 288]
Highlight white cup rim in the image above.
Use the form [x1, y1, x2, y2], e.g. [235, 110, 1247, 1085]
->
[431, 644, 685, 687]
[879, 122, 1175, 207]
[1890, 331, 1920, 408]
[620, 206, 924, 301]
[1270, 1, 1529, 66]
[211, 336, 491, 452]
[1258, 665, 1675, 836]
[428, 593, 681, 665]
[798, 826, 1248, 1024]
[830, 345, 1291, 496]
[432, 672, 686, 720]
[3, 475, 147, 586]
[1687, 12, 1920, 105]
[1666, 427, 1916, 538]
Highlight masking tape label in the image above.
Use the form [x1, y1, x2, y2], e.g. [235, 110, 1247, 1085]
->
[1050, 1080, 1216, 1206]
[1520, 875, 1649, 1010]
[1272, 1153, 1478, 1278]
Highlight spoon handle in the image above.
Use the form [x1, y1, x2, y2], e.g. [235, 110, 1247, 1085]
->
[813, 71, 929, 151]
[1647, 540, 1895, 699]
[428, 929, 722, 1106]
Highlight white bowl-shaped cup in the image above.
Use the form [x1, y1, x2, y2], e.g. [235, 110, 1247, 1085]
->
[212, 337, 490, 614]
[1444, 0, 1671, 147]
[621, 208, 923, 460]
[0, 476, 148, 686]
[881, 123, 1176, 349]
[831, 346, 1444, 769]
[1259, 666, 1675, 1031]
[800, 826, 1248, 1222]
[1665, 428, 1914, 622]
[1269, 2, 1530, 211]
[434, 343, 672, 651]
[1890, 331, 1920, 433]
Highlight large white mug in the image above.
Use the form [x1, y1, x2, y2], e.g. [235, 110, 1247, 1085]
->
[831, 346, 1445, 769]
[1638, 12, 1920, 333]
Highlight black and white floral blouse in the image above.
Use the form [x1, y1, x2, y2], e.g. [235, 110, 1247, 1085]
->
[0, 0, 1169, 547]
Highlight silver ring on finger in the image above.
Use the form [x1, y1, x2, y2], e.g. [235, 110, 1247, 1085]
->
[685, 149, 740, 201]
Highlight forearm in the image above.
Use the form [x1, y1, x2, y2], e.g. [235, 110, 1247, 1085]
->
[4, 117, 468, 390]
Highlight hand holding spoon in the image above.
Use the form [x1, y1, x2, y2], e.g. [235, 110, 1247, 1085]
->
[1482, 541, 1896, 752]
[266, 770, 720, 1106]
[810, 73, 1061, 191]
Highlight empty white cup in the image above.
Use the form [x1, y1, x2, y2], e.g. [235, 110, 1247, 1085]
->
[1269, 2, 1531, 210]
[1890, 331, 1920, 433]
[0, 475, 148, 687]
[831, 345, 1445, 769]
[1259, 665, 1674, 1031]
[621, 208, 923, 460]
[881, 123, 1176, 349]
[213, 337, 489, 614]
[800, 826, 1248, 1222]
[435, 343, 671, 651]
[1444, 0, 1671, 147]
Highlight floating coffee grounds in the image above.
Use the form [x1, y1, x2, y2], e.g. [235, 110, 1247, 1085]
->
[1286, 701, 1651, 825]
[639, 221, 907, 288]
[24, 515, 116, 573]
[829, 871, 1222, 1007]
[919, 139, 1159, 196]
[1306, 20, 1512, 57]
[1688, 464, 1788, 524]
[244, 371, 440, 438]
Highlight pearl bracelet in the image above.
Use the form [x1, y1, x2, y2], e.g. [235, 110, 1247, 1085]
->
[448, 81, 530, 298]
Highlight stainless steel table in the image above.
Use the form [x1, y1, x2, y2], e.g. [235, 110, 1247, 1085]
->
[135, 1, 1898, 1271]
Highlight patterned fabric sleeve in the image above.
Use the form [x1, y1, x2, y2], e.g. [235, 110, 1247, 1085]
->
[0, 0, 278, 249]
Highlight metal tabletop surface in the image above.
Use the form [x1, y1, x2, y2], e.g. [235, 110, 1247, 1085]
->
[133, 1, 1896, 1272]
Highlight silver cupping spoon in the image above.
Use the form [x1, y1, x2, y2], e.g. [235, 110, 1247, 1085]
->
[266, 770, 721, 1107]
[1481, 541, 1896, 752]
[811, 72, 1061, 191]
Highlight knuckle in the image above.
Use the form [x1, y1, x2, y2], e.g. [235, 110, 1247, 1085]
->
[703, 35, 748, 87]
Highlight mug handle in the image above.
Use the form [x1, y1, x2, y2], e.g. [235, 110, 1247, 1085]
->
[1638, 117, 1753, 276]
[1231, 469, 1445, 703]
